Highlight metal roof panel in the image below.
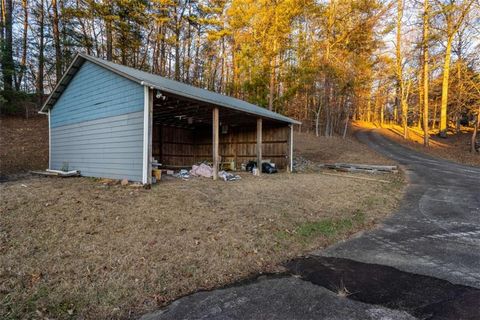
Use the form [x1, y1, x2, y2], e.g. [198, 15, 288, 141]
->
[41, 53, 301, 125]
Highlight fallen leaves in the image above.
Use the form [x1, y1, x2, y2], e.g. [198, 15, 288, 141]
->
[29, 272, 43, 287]
[1, 166, 403, 319]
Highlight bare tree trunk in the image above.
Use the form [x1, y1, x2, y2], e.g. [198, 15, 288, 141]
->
[380, 103, 385, 127]
[173, 4, 186, 81]
[59, 0, 69, 63]
[76, 0, 91, 55]
[367, 93, 372, 122]
[439, 35, 453, 138]
[37, 0, 45, 106]
[402, 79, 411, 138]
[343, 101, 350, 139]
[396, 0, 408, 138]
[152, 26, 159, 73]
[472, 105, 480, 153]
[313, 96, 321, 137]
[51, 0, 62, 82]
[402, 98, 408, 138]
[437, 0, 474, 137]
[417, 63, 423, 129]
[325, 106, 331, 137]
[422, 0, 430, 147]
[268, 54, 276, 111]
[15, 0, 28, 90]
[160, 25, 167, 76]
[182, 18, 190, 83]
[105, 0, 113, 61]
[174, 27, 181, 80]
[221, 38, 227, 93]
[393, 104, 398, 123]
[193, 26, 201, 84]
[1, 0, 14, 91]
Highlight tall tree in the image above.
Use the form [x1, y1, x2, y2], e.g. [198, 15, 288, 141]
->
[422, 0, 430, 146]
[396, 0, 408, 139]
[36, 0, 45, 105]
[1, 0, 14, 91]
[15, 0, 29, 91]
[436, 0, 475, 137]
[51, 0, 62, 81]
[2, 0, 478, 139]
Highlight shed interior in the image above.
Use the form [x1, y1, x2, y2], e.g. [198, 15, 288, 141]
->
[151, 90, 290, 170]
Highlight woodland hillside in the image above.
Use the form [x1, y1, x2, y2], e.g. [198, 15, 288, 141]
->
[1, 0, 479, 148]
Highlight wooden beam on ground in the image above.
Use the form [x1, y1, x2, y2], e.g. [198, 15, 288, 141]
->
[256, 118, 262, 175]
[319, 171, 391, 183]
[212, 107, 219, 180]
[323, 163, 398, 174]
[336, 163, 397, 171]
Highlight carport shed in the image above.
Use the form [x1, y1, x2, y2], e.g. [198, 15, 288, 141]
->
[39, 53, 300, 184]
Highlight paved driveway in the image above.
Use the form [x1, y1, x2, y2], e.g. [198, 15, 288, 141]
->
[321, 130, 480, 288]
[141, 130, 480, 320]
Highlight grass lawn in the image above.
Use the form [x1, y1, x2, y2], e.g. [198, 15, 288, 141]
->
[1, 131, 404, 319]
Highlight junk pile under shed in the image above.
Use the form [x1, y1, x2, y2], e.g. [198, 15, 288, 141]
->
[160, 158, 276, 183]
[39, 53, 300, 184]
[190, 163, 213, 178]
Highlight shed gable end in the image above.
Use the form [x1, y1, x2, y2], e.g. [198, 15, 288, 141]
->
[50, 61, 144, 128]
[49, 60, 145, 182]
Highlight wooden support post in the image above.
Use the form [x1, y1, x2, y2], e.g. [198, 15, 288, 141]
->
[256, 118, 262, 175]
[213, 107, 219, 180]
[287, 124, 293, 173]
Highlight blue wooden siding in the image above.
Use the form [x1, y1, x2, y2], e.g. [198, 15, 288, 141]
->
[50, 61, 145, 181]
[50, 61, 144, 128]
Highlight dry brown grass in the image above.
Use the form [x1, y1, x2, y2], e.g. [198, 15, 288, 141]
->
[294, 131, 396, 165]
[0, 132, 404, 319]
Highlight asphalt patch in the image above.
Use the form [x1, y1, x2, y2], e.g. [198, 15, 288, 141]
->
[141, 275, 416, 320]
[285, 256, 480, 319]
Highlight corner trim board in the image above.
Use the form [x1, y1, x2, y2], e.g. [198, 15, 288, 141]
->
[48, 109, 52, 169]
[142, 86, 149, 184]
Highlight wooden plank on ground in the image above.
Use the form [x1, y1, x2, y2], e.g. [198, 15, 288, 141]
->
[323, 163, 398, 174]
[319, 172, 391, 183]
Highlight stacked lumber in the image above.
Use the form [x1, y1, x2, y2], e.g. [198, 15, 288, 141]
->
[323, 163, 398, 174]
